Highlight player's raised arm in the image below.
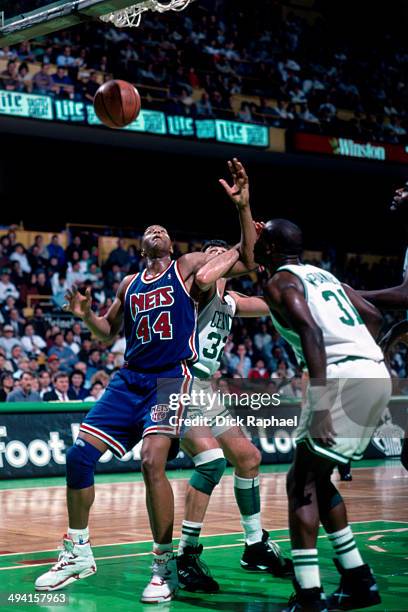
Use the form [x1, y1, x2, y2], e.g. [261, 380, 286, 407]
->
[227, 291, 270, 317]
[358, 283, 408, 310]
[219, 158, 258, 268]
[64, 276, 129, 343]
[178, 249, 241, 293]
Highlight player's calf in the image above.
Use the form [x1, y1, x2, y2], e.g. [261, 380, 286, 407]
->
[220, 432, 292, 577]
[177, 448, 225, 592]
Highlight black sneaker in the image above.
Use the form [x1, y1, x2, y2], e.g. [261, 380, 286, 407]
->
[338, 463, 352, 482]
[177, 544, 219, 593]
[327, 559, 381, 610]
[240, 529, 293, 577]
[284, 580, 328, 611]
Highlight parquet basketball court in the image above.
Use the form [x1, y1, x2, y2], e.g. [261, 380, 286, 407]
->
[1, 460, 407, 611]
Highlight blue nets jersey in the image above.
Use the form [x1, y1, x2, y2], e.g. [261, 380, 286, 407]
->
[123, 260, 198, 370]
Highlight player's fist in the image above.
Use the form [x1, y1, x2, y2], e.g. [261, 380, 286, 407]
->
[219, 157, 249, 209]
[63, 286, 92, 320]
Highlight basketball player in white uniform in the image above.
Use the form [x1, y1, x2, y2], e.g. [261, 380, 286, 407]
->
[251, 219, 392, 612]
[177, 162, 292, 593]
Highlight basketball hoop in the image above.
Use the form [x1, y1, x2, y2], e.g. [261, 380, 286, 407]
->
[100, 0, 192, 28]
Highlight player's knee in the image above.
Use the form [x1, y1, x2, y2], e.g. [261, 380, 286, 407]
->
[316, 478, 343, 517]
[233, 445, 261, 475]
[66, 438, 102, 490]
[141, 448, 166, 480]
[190, 448, 227, 495]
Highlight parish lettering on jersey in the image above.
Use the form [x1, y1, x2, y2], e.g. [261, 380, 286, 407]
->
[210, 310, 233, 331]
[305, 271, 340, 287]
[130, 286, 174, 319]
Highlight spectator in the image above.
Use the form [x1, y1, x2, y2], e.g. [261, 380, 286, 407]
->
[32, 62, 54, 94]
[9, 344, 26, 372]
[30, 235, 49, 260]
[0, 350, 13, 373]
[8, 308, 25, 337]
[0, 325, 22, 358]
[43, 372, 76, 401]
[84, 71, 100, 102]
[56, 46, 76, 68]
[51, 67, 74, 98]
[7, 372, 41, 402]
[18, 62, 32, 93]
[69, 370, 88, 400]
[106, 239, 130, 269]
[0, 371, 14, 402]
[13, 355, 31, 380]
[67, 262, 85, 287]
[35, 271, 52, 296]
[51, 273, 69, 308]
[0, 269, 19, 303]
[254, 323, 272, 357]
[38, 370, 53, 398]
[84, 381, 105, 402]
[21, 323, 47, 356]
[47, 235, 66, 266]
[248, 359, 270, 380]
[0, 60, 20, 91]
[87, 349, 102, 380]
[228, 344, 252, 378]
[64, 330, 80, 355]
[48, 333, 78, 372]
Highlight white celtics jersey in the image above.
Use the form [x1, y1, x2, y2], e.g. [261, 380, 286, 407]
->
[270, 263, 384, 367]
[194, 290, 236, 377]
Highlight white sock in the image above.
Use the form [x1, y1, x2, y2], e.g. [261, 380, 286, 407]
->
[328, 526, 364, 569]
[153, 541, 173, 555]
[178, 520, 203, 555]
[67, 526, 89, 545]
[241, 512, 263, 545]
[292, 548, 320, 588]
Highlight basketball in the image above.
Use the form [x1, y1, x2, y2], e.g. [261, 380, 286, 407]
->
[93, 80, 141, 129]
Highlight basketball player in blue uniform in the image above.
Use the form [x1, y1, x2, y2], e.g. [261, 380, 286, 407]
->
[34, 222, 248, 603]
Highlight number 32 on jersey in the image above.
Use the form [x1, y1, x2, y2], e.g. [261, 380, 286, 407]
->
[136, 311, 173, 344]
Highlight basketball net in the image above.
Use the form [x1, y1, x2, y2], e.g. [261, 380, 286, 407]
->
[100, 0, 192, 28]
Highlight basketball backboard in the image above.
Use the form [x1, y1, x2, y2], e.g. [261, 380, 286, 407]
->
[0, 0, 145, 48]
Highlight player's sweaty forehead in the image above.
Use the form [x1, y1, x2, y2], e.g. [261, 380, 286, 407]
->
[205, 246, 228, 256]
[143, 225, 170, 238]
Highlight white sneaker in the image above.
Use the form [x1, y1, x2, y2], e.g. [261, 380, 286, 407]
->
[35, 535, 97, 591]
[140, 551, 178, 604]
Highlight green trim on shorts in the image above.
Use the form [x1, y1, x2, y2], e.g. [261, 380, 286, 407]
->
[297, 437, 350, 465]
[330, 356, 385, 367]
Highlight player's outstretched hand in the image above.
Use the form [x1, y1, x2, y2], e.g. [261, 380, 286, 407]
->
[63, 285, 92, 319]
[219, 157, 249, 209]
[253, 220, 265, 239]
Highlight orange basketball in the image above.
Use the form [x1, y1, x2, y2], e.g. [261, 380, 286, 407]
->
[93, 79, 141, 129]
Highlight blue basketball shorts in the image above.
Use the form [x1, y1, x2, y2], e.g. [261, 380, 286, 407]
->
[79, 361, 193, 458]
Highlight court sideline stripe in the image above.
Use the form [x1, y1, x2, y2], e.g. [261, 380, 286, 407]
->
[1, 520, 406, 557]
[1, 524, 407, 567]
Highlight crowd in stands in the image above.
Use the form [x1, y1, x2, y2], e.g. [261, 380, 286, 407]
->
[0, 226, 406, 404]
[1, 0, 408, 143]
